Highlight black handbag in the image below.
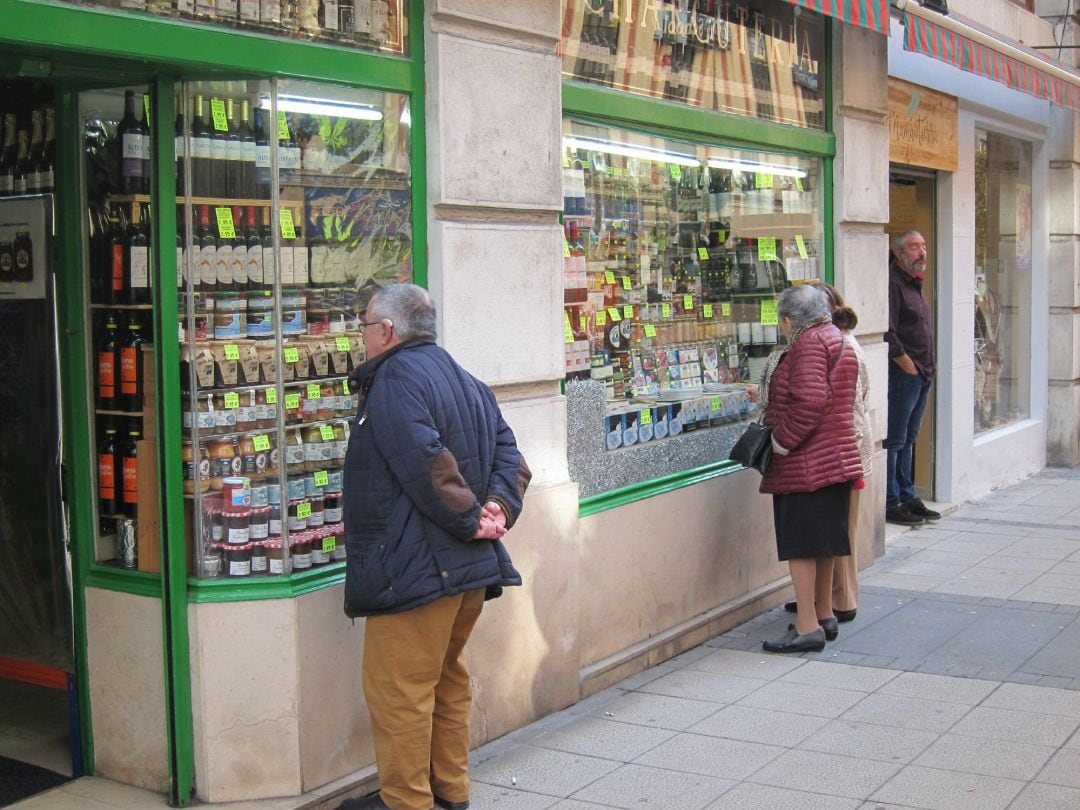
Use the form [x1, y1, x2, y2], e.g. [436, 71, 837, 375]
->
[729, 420, 774, 474]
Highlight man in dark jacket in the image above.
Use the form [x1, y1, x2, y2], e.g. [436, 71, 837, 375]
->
[339, 284, 531, 810]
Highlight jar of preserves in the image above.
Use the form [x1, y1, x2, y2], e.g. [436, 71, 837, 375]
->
[286, 475, 306, 503]
[251, 480, 269, 507]
[308, 495, 325, 528]
[333, 379, 351, 418]
[317, 382, 335, 421]
[310, 528, 330, 565]
[290, 530, 312, 570]
[183, 392, 216, 436]
[255, 388, 277, 429]
[207, 439, 238, 490]
[247, 290, 275, 339]
[268, 503, 282, 537]
[249, 506, 271, 541]
[303, 473, 324, 499]
[287, 499, 308, 532]
[182, 441, 211, 495]
[225, 543, 253, 577]
[250, 541, 268, 575]
[214, 291, 247, 339]
[225, 508, 251, 545]
[302, 425, 327, 473]
[211, 392, 238, 435]
[323, 491, 342, 523]
[284, 428, 305, 476]
[236, 389, 257, 432]
[307, 307, 330, 336]
[331, 422, 348, 466]
[328, 525, 346, 562]
[284, 388, 302, 424]
[264, 538, 284, 576]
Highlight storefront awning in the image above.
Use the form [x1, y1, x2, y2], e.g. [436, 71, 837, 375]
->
[783, 0, 891, 36]
[898, 0, 1080, 112]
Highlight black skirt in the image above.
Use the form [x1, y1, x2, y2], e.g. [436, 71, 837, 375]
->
[772, 481, 852, 561]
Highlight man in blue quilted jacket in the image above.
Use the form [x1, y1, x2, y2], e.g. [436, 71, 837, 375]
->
[339, 284, 531, 810]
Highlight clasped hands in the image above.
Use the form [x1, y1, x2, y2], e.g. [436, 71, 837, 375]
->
[473, 501, 508, 540]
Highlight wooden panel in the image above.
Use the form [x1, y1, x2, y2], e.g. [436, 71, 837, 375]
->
[136, 439, 160, 574]
[887, 78, 958, 173]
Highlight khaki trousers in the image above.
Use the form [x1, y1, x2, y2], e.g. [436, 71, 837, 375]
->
[832, 487, 861, 612]
[363, 588, 485, 810]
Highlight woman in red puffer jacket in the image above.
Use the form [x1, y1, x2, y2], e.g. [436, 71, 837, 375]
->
[758, 284, 862, 654]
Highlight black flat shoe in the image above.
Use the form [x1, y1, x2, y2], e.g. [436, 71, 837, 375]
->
[763, 626, 826, 653]
[836, 608, 857, 623]
[784, 601, 798, 613]
[789, 620, 838, 641]
[435, 797, 470, 810]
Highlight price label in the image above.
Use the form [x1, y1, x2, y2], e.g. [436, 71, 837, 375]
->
[335, 336, 351, 352]
[621, 275, 632, 290]
[760, 299, 779, 326]
[322, 536, 336, 554]
[755, 172, 774, 189]
[210, 98, 228, 132]
[721, 302, 732, 317]
[683, 294, 694, 310]
[758, 237, 778, 262]
[644, 324, 657, 337]
[623, 305, 633, 320]
[279, 208, 296, 240]
[216, 207, 236, 239]
[563, 311, 572, 332]
[143, 94, 151, 127]
[277, 111, 290, 141]
[795, 234, 809, 260]
[265, 387, 278, 404]
[252, 434, 271, 451]
[595, 310, 608, 326]
[314, 469, 330, 487]
[607, 307, 621, 322]
[283, 347, 300, 364]
[669, 164, 682, 181]
[223, 343, 240, 360]
[297, 502, 312, 519]
[320, 425, 335, 441]
[640, 409, 652, 425]
[579, 315, 587, 332]
[661, 303, 672, 319]
[697, 247, 710, 260]
[717, 230, 727, 243]
[563, 239, 571, 258]
[307, 383, 321, 399]
[342, 379, 350, 395]
[711, 396, 721, 410]
[223, 392, 239, 409]
[604, 270, 616, 285]
[796, 177, 805, 193]
[285, 392, 301, 410]
[703, 304, 714, 318]
[565, 327, 574, 344]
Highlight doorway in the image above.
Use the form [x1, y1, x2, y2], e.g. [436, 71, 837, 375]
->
[887, 169, 937, 502]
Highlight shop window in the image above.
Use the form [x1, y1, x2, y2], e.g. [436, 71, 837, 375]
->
[974, 128, 1032, 434]
[62, 0, 409, 55]
[560, 0, 825, 130]
[562, 120, 823, 496]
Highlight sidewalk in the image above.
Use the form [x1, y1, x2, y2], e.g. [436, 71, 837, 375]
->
[18, 467, 1080, 809]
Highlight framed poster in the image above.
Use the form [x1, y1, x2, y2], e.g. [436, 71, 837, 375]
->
[0, 195, 53, 300]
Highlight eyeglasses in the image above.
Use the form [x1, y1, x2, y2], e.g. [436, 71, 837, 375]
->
[362, 319, 393, 330]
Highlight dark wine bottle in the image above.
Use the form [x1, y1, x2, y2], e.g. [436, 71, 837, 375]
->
[14, 130, 31, 195]
[226, 98, 242, 198]
[253, 107, 271, 199]
[260, 207, 276, 289]
[245, 206, 263, 290]
[37, 107, 55, 194]
[27, 110, 44, 194]
[175, 107, 186, 196]
[191, 94, 212, 197]
[197, 204, 217, 294]
[98, 314, 121, 409]
[209, 96, 228, 198]
[126, 203, 151, 305]
[99, 428, 119, 517]
[239, 99, 256, 199]
[120, 317, 145, 413]
[0, 114, 16, 196]
[121, 429, 140, 519]
[118, 90, 148, 195]
[109, 206, 127, 304]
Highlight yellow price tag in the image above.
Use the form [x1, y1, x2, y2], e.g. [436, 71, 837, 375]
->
[595, 310, 607, 326]
[644, 324, 657, 337]
[565, 327, 574, 344]
[210, 98, 228, 132]
[297, 502, 312, 519]
[717, 230, 727, 243]
[711, 396, 721, 410]
[215, 207, 236, 239]
[563, 239, 571, 258]
[622, 276, 632, 290]
[697, 247, 709, 261]
[319, 425, 335, 441]
[760, 299, 779, 326]
[623, 305, 633, 320]
[223, 392, 239, 409]
[279, 209, 296, 240]
[277, 111, 290, 141]
[252, 434, 271, 451]
[285, 392, 300, 410]
[755, 172, 774, 189]
[283, 347, 300, 364]
[796, 177, 805, 192]
[223, 343, 240, 360]
[758, 237, 778, 262]
[683, 294, 694, 310]
[563, 311, 572, 331]
[342, 379, 350, 395]
[143, 94, 151, 127]
[661, 303, 672, 319]
[306, 383, 321, 399]
[314, 469, 330, 486]
[722, 302, 732, 317]
[669, 164, 682, 181]
[335, 336, 350, 352]
[703, 304, 714, 318]
[795, 235, 809, 260]
[322, 536, 336, 553]
[604, 271, 616, 285]
[607, 307, 621, 322]
[640, 409, 652, 425]
[265, 387, 278, 404]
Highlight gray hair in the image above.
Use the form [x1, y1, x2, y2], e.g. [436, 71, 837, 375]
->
[893, 230, 923, 253]
[777, 283, 830, 330]
[367, 283, 437, 341]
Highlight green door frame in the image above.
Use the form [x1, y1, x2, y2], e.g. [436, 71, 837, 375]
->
[1, 1, 426, 804]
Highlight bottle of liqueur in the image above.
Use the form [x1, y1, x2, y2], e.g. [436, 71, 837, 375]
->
[26, 110, 44, 193]
[253, 107, 271, 199]
[13, 130, 31, 195]
[175, 107, 186, 196]
[239, 99, 256, 198]
[37, 107, 55, 194]
[126, 203, 151, 305]
[97, 314, 121, 410]
[98, 427, 119, 517]
[0, 113, 16, 196]
[121, 428, 140, 519]
[191, 94, 212, 197]
[196, 204, 217, 294]
[118, 90, 149, 195]
[120, 316, 146, 413]
[226, 98, 243, 198]
[244, 206, 263, 290]
[209, 96, 229, 198]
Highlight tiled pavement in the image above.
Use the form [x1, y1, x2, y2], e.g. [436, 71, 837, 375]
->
[18, 467, 1080, 809]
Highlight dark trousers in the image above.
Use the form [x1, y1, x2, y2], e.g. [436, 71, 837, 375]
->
[884, 367, 932, 508]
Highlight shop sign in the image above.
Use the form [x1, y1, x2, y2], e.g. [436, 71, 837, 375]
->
[560, 0, 825, 130]
[887, 78, 958, 173]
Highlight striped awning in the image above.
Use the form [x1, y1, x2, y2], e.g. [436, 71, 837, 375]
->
[903, 9, 1080, 112]
[783, 0, 890, 36]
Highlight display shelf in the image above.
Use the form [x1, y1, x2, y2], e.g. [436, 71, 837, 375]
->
[111, 193, 273, 208]
[96, 409, 144, 417]
[90, 303, 155, 310]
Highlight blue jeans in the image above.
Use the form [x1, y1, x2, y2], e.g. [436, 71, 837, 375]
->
[884, 367, 932, 508]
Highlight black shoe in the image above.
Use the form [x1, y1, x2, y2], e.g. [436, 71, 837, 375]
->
[886, 503, 925, 526]
[338, 793, 390, 810]
[435, 797, 470, 810]
[835, 608, 857, 623]
[904, 497, 941, 521]
[790, 620, 837, 641]
[763, 626, 826, 653]
[784, 601, 798, 613]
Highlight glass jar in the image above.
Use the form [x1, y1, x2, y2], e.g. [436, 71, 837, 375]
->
[183, 392, 216, 435]
[211, 392, 238, 434]
[214, 291, 247, 339]
[225, 543, 253, 577]
[255, 388, 278, 429]
[302, 425, 327, 472]
[268, 503, 282, 537]
[287, 499, 308, 532]
[207, 439, 237, 490]
[328, 524, 346, 562]
[323, 491, 342, 523]
[236, 388, 257, 432]
[307, 307, 331, 336]
[225, 508, 251, 545]
[290, 531, 312, 570]
[331, 422, 348, 466]
[285, 428, 305, 476]
[310, 528, 330, 565]
[247, 290, 275, 339]
[249, 506, 271, 541]
[308, 495, 324, 528]
[182, 441, 211, 495]
[264, 538, 285, 576]
[333, 378, 351, 418]
[250, 541, 268, 575]
[317, 382, 335, 421]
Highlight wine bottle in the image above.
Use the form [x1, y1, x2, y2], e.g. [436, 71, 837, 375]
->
[292, 210, 309, 286]
[98, 427, 119, 517]
[196, 204, 217, 294]
[239, 99, 256, 199]
[214, 206, 234, 292]
[175, 107, 186, 196]
[209, 97, 229, 198]
[14, 130, 31, 195]
[177, 207, 187, 292]
[245, 206, 263, 290]
[226, 98, 242, 198]
[126, 203, 151, 305]
[37, 107, 55, 194]
[0, 113, 16, 196]
[191, 94, 212, 197]
[253, 107, 271, 199]
[108, 206, 126, 304]
[27, 110, 44, 193]
[278, 113, 300, 181]
[260, 207, 276, 289]
[279, 210, 294, 286]
[118, 90, 148, 195]
[120, 317, 145, 412]
[121, 428, 140, 519]
[229, 206, 246, 288]
[97, 314, 121, 409]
